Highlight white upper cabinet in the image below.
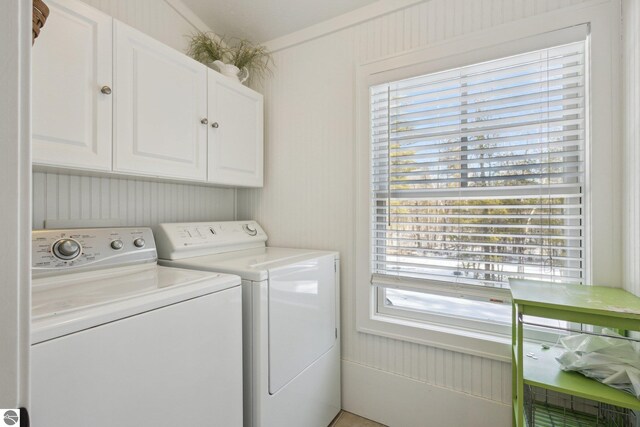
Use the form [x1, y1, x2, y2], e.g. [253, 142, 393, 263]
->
[113, 21, 207, 181]
[32, 1, 263, 187]
[207, 69, 264, 187]
[32, 0, 113, 171]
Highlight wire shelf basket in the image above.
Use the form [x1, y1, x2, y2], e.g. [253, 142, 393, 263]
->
[524, 385, 637, 427]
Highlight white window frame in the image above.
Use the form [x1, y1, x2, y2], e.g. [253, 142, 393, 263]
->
[354, 1, 621, 362]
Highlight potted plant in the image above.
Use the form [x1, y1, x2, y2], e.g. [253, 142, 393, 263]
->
[225, 38, 272, 84]
[186, 32, 228, 68]
[187, 33, 272, 85]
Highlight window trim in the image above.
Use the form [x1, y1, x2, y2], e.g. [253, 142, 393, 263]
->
[354, 0, 621, 362]
[376, 287, 513, 337]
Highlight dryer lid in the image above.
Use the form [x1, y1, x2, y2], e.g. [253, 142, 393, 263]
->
[160, 247, 337, 281]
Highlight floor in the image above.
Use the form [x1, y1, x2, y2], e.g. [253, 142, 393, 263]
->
[330, 411, 387, 427]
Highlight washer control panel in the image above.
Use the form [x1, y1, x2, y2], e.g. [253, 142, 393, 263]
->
[155, 221, 267, 260]
[32, 228, 157, 277]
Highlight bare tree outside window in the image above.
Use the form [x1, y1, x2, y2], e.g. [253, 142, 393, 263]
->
[370, 41, 586, 315]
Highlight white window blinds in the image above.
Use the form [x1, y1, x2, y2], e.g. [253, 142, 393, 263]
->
[370, 40, 586, 289]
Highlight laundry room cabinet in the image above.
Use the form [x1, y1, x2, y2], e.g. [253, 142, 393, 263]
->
[32, 0, 113, 171]
[31, 0, 263, 187]
[207, 69, 264, 187]
[113, 21, 208, 181]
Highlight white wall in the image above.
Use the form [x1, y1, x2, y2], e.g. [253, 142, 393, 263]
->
[622, 0, 640, 298]
[237, 0, 599, 425]
[32, 0, 236, 230]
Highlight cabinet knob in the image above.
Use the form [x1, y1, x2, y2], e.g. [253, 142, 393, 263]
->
[100, 86, 112, 95]
[201, 118, 209, 125]
[211, 122, 219, 128]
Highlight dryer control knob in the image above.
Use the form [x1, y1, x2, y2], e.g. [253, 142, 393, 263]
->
[243, 224, 258, 236]
[133, 238, 145, 248]
[53, 239, 81, 260]
[110, 240, 124, 250]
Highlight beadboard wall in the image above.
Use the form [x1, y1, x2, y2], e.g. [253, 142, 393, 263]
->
[622, 0, 640, 298]
[237, 0, 600, 425]
[32, 0, 235, 230]
[32, 173, 236, 229]
[78, 0, 204, 52]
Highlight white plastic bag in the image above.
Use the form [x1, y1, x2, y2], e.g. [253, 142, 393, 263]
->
[555, 329, 640, 399]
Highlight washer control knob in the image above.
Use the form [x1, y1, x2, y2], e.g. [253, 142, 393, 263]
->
[243, 224, 258, 236]
[133, 238, 145, 248]
[110, 240, 124, 250]
[53, 239, 81, 260]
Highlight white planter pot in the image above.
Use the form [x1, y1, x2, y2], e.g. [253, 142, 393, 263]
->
[213, 60, 249, 83]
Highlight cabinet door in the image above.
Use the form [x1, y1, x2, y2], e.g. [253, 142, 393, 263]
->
[32, 0, 112, 171]
[114, 21, 207, 181]
[208, 70, 264, 187]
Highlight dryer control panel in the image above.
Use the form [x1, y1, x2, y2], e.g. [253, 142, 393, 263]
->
[155, 221, 267, 260]
[32, 228, 157, 277]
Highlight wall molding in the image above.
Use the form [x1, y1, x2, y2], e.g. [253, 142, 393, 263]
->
[264, 0, 425, 52]
[264, 0, 612, 53]
[0, 0, 31, 407]
[164, 0, 213, 33]
[622, 0, 640, 297]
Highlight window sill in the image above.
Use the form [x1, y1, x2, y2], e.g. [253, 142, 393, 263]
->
[357, 310, 512, 363]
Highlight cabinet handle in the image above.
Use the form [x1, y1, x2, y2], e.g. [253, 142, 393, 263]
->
[101, 86, 112, 95]
[211, 122, 219, 128]
[201, 118, 209, 125]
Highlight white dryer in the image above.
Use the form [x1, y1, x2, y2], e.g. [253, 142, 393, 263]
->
[155, 221, 341, 427]
[31, 227, 244, 427]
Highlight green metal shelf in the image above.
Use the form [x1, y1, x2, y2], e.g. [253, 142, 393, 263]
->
[510, 279, 640, 427]
[522, 341, 640, 410]
[511, 279, 640, 330]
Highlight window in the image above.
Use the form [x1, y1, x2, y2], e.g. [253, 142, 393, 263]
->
[369, 41, 586, 331]
[356, 6, 619, 360]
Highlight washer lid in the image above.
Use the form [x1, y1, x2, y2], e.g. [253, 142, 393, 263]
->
[160, 247, 338, 282]
[31, 264, 240, 344]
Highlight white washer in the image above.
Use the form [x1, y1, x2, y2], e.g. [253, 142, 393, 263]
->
[31, 227, 243, 427]
[155, 221, 341, 427]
